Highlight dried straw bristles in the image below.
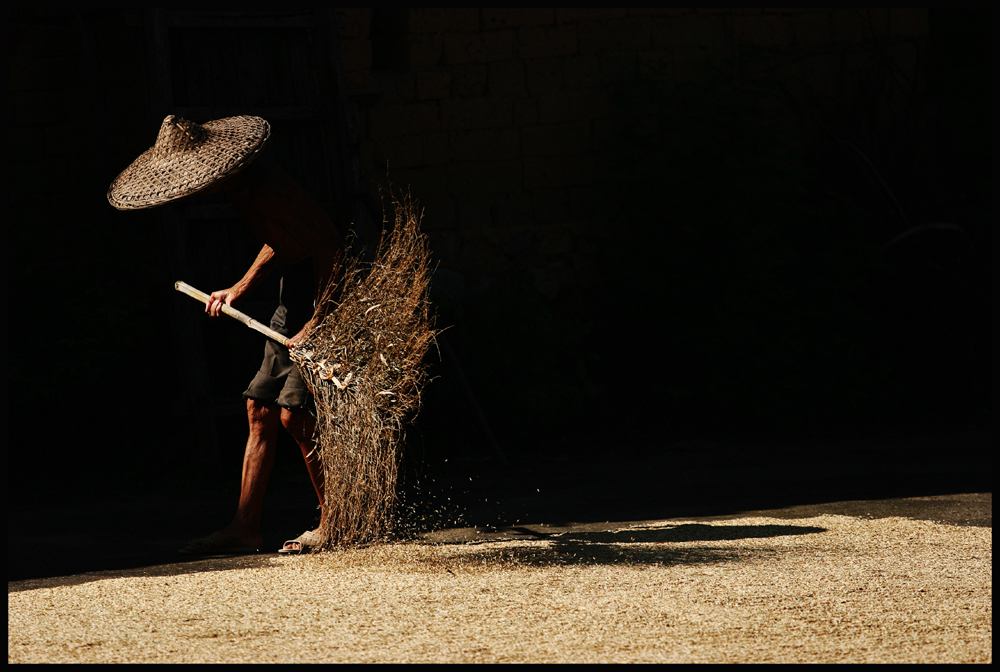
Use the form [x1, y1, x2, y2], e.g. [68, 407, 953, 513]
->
[290, 188, 438, 548]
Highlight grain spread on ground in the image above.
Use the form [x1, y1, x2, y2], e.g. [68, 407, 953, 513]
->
[8, 515, 991, 663]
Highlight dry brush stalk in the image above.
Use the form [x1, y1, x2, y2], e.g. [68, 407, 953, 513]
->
[290, 187, 438, 548]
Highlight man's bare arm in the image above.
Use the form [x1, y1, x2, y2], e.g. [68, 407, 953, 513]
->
[206, 244, 281, 317]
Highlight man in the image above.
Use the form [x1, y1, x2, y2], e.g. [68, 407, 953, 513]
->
[109, 115, 345, 554]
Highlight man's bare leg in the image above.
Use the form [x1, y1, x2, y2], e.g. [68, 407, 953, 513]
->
[280, 407, 327, 551]
[180, 398, 278, 553]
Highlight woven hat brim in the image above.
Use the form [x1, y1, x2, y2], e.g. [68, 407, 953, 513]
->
[108, 116, 271, 210]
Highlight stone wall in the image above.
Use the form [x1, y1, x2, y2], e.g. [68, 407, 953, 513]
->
[9, 11, 149, 221]
[334, 9, 929, 299]
[8, 9, 931, 301]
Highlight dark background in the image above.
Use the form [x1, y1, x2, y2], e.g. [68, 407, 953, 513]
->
[7, 10, 990, 524]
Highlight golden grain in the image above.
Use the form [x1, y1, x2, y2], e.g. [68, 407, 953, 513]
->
[8, 515, 991, 663]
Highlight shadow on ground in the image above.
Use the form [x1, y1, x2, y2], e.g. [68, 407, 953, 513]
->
[421, 522, 828, 569]
[557, 523, 827, 544]
[8, 428, 991, 584]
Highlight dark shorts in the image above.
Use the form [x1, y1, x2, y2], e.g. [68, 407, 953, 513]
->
[242, 259, 316, 414]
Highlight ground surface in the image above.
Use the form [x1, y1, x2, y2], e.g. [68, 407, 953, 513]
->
[8, 500, 992, 663]
[8, 429, 992, 662]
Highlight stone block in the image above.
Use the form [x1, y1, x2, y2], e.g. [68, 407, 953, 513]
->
[409, 9, 480, 34]
[8, 56, 83, 93]
[482, 9, 555, 30]
[391, 165, 451, 201]
[537, 89, 609, 125]
[440, 97, 513, 131]
[14, 88, 82, 127]
[556, 9, 628, 24]
[455, 197, 494, 229]
[422, 197, 457, 231]
[884, 42, 920, 83]
[524, 154, 595, 190]
[367, 102, 440, 138]
[791, 11, 832, 46]
[536, 228, 576, 258]
[516, 23, 578, 60]
[370, 71, 416, 104]
[478, 128, 521, 161]
[447, 160, 522, 196]
[561, 54, 600, 90]
[672, 45, 715, 81]
[596, 51, 640, 85]
[530, 188, 570, 223]
[487, 60, 527, 99]
[578, 16, 651, 54]
[375, 131, 451, 169]
[459, 237, 508, 274]
[408, 34, 445, 70]
[732, 13, 792, 46]
[862, 9, 891, 38]
[424, 132, 451, 166]
[427, 232, 461, 267]
[449, 129, 498, 163]
[89, 16, 143, 61]
[43, 122, 88, 160]
[417, 70, 452, 100]
[591, 117, 630, 152]
[375, 132, 427, 169]
[627, 8, 690, 16]
[635, 49, 673, 80]
[524, 57, 563, 98]
[491, 191, 534, 229]
[340, 37, 373, 75]
[563, 186, 599, 221]
[521, 121, 591, 158]
[514, 98, 538, 126]
[831, 10, 865, 43]
[651, 14, 727, 49]
[340, 9, 370, 38]
[429, 267, 467, 303]
[443, 29, 515, 65]
[889, 8, 929, 37]
[531, 259, 576, 300]
[495, 128, 522, 161]
[360, 139, 375, 174]
[450, 63, 488, 98]
[346, 70, 379, 93]
[12, 21, 79, 60]
[505, 230, 536, 257]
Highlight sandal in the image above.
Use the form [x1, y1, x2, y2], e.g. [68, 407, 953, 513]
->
[278, 530, 325, 554]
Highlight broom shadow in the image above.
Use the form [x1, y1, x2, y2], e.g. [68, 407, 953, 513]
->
[426, 522, 827, 568]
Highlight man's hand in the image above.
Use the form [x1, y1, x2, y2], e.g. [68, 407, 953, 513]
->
[286, 319, 317, 350]
[205, 288, 240, 317]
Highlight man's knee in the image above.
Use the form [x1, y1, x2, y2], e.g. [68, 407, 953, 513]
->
[246, 397, 279, 423]
[280, 406, 311, 434]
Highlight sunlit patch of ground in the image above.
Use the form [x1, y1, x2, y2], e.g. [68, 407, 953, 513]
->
[8, 515, 991, 663]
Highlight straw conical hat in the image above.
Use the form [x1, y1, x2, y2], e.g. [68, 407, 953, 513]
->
[108, 115, 270, 210]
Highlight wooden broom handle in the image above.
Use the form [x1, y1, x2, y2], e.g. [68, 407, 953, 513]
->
[174, 281, 289, 347]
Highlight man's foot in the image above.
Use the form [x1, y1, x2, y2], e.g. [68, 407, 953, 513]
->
[278, 529, 325, 554]
[178, 528, 264, 555]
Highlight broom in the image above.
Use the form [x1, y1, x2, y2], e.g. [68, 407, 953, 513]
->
[175, 187, 438, 549]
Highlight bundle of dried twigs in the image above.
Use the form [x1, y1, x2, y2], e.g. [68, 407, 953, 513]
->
[290, 188, 438, 548]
